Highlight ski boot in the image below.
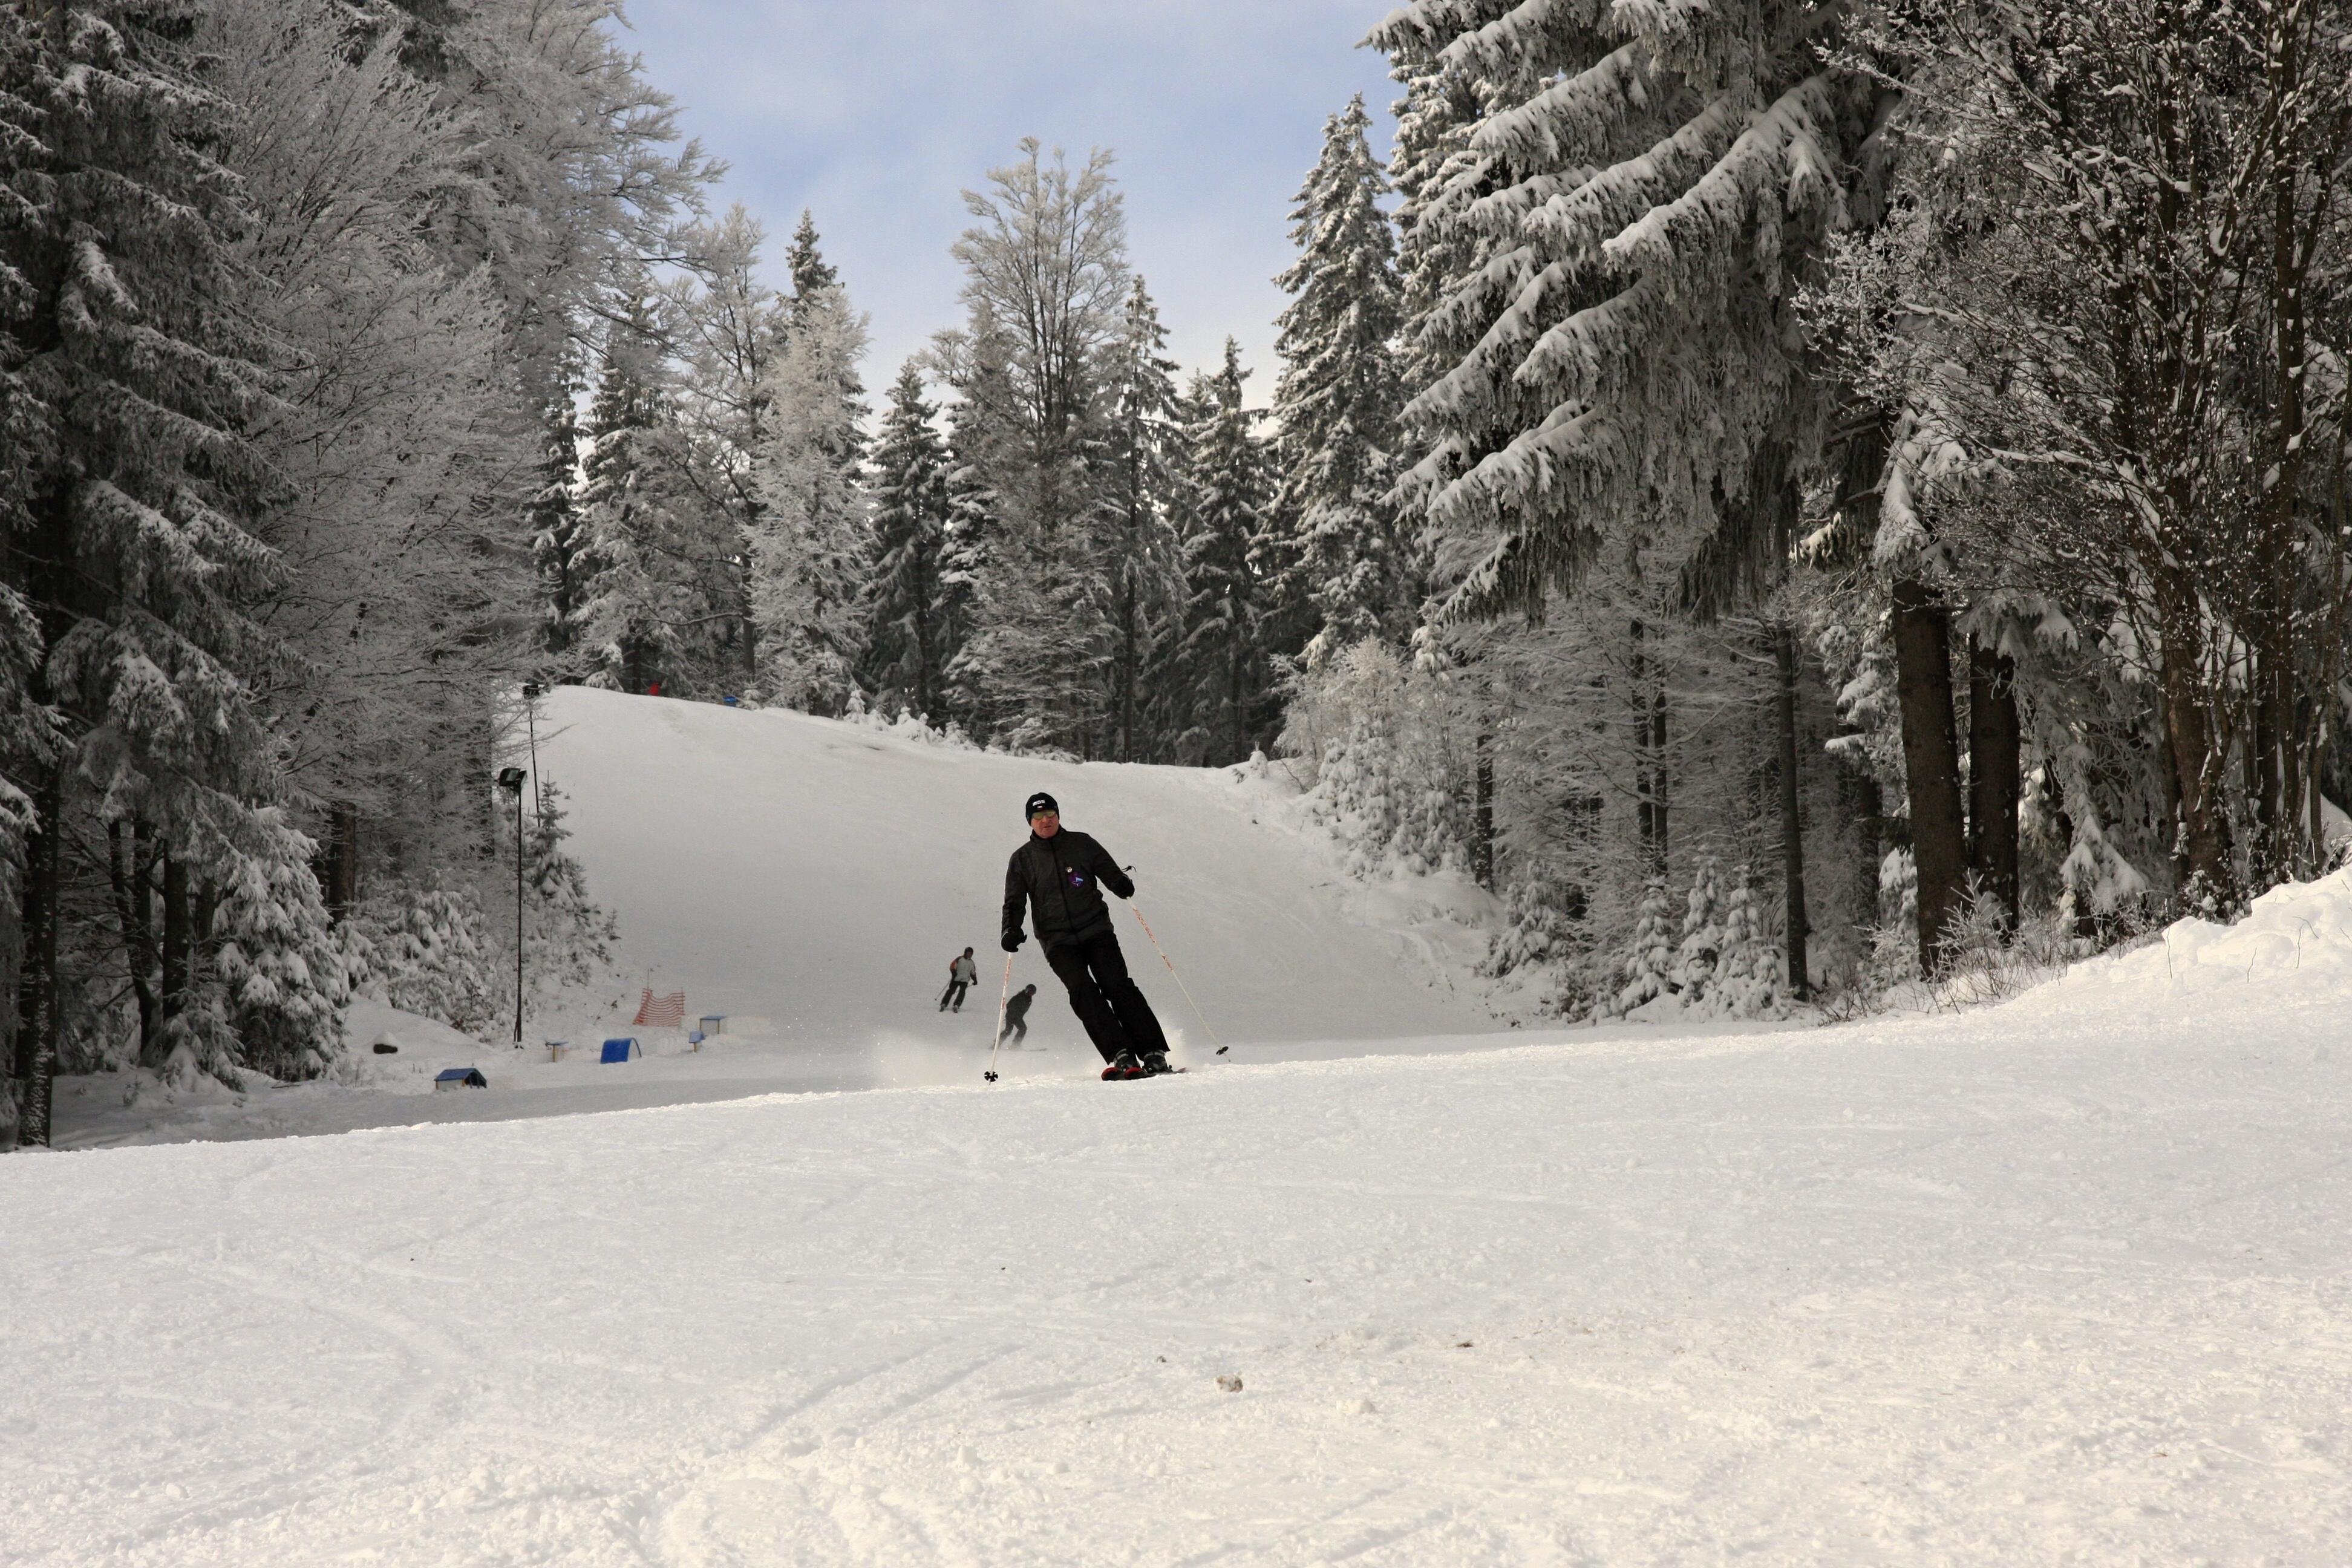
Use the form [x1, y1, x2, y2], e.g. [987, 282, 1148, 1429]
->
[1140, 1051, 1177, 1076]
[1102, 1052, 1147, 1082]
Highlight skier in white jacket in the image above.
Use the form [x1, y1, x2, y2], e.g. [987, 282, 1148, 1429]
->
[939, 947, 979, 1013]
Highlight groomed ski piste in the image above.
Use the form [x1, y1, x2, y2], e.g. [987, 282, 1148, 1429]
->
[7, 688, 2350, 1564]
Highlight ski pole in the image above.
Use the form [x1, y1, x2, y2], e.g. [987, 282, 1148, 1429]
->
[984, 952, 1014, 1082]
[1128, 902, 1227, 1054]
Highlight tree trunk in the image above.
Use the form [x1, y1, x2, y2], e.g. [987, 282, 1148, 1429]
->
[9, 765, 63, 1149]
[1631, 619, 1670, 877]
[1891, 577, 1967, 975]
[317, 805, 359, 925]
[1965, 638, 2021, 931]
[1473, 729, 1496, 890]
[2151, 566, 2235, 903]
[1774, 621, 1811, 1000]
[109, 821, 160, 1058]
[154, 853, 192, 1073]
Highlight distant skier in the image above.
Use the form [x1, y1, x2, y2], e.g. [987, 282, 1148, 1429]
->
[1000, 983, 1037, 1045]
[939, 947, 978, 1013]
[1001, 792, 1173, 1080]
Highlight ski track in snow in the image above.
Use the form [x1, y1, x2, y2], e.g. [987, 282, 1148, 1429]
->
[8, 998, 2351, 1565]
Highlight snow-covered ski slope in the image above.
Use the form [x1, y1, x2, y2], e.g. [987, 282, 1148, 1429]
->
[53, 689, 1519, 1149]
[10, 887, 2352, 1564]
[531, 687, 1505, 1050]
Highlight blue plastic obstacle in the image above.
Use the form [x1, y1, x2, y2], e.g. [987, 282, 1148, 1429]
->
[434, 1067, 488, 1090]
[600, 1038, 641, 1063]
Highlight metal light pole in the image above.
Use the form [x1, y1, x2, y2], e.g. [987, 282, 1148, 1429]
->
[522, 681, 544, 821]
[497, 766, 528, 1046]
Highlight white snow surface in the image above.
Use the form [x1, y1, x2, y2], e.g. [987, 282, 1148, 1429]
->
[8, 696, 2350, 1563]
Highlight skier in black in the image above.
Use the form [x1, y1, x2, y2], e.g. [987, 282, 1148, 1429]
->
[1002, 792, 1174, 1080]
[1002, 984, 1036, 1045]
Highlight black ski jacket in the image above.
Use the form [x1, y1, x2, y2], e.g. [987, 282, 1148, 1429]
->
[1003, 829, 1134, 951]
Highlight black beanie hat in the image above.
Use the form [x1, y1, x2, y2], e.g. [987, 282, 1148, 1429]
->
[1025, 791, 1059, 820]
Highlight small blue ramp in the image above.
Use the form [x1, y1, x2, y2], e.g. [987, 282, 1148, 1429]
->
[601, 1037, 641, 1063]
[435, 1067, 488, 1090]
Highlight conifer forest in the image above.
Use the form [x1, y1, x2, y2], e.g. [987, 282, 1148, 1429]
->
[10, 0, 2352, 1148]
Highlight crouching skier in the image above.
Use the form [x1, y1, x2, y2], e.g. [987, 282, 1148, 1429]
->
[1001, 792, 1174, 1080]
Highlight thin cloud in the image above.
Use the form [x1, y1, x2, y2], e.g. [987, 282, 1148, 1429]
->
[618, 0, 1397, 400]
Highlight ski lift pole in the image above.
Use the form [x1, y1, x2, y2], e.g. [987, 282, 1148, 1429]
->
[984, 952, 1014, 1083]
[1128, 902, 1227, 1055]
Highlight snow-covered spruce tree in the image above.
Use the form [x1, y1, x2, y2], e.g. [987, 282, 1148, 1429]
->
[498, 783, 618, 1004]
[578, 300, 691, 693]
[1174, 342, 1278, 766]
[859, 361, 952, 719]
[1096, 278, 1189, 761]
[532, 394, 591, 658]
[1610, 878, 1679, 1018]
[1357, 0, 1890, 1001]
[209, 809, 352, 1081]
[353, 881, 499, 1036]
[750, 280, 872, 716]
[1704, 872, 1786, 1021]
[1270, 94, 1412, 667]
[933, 142, 1131, 754]
[1674, 857, 1725, 1007]
[1, 1, 351, 1131]
[935, 369, 1002, 736]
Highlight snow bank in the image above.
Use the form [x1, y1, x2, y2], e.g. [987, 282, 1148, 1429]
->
[2019, 864, 2352, 1022]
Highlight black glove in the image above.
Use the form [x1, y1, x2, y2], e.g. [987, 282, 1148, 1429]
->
[1001, 930, 1024, 953]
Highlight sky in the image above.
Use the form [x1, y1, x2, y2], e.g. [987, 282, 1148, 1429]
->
[617, 0, 1401, 403]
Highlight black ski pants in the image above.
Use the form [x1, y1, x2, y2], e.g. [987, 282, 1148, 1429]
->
[940, 980, 969, 1010]
[1045, 926, 1168, 1063]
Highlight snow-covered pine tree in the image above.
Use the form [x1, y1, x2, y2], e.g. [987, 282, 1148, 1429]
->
[358, 881, 499, 1036]
[1174, 342, 1277, 765]
[1097, 278, 1189, 760]
[533, 394, 591, 657]
[577, 296, 701, 694]
[1675, 857, 1725, 1006]
[1, 0, 349, 1132]
[750, 280, 873, 715]
[209, 809, 353, 1082]
[1705, 872, 1786, 1020]
[1369, 1, 1879, 612]
[506, 783, 618, 1002]
[785, 209, 840, 305]
[1270, 94, 1412, 666]
[860, 361, 952, 719]
[1610, 878, 1679, 1018]
[934, 370, 1000, 737]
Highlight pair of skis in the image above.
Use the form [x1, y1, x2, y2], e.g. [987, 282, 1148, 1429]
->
[983, 902, 1225, 1083]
